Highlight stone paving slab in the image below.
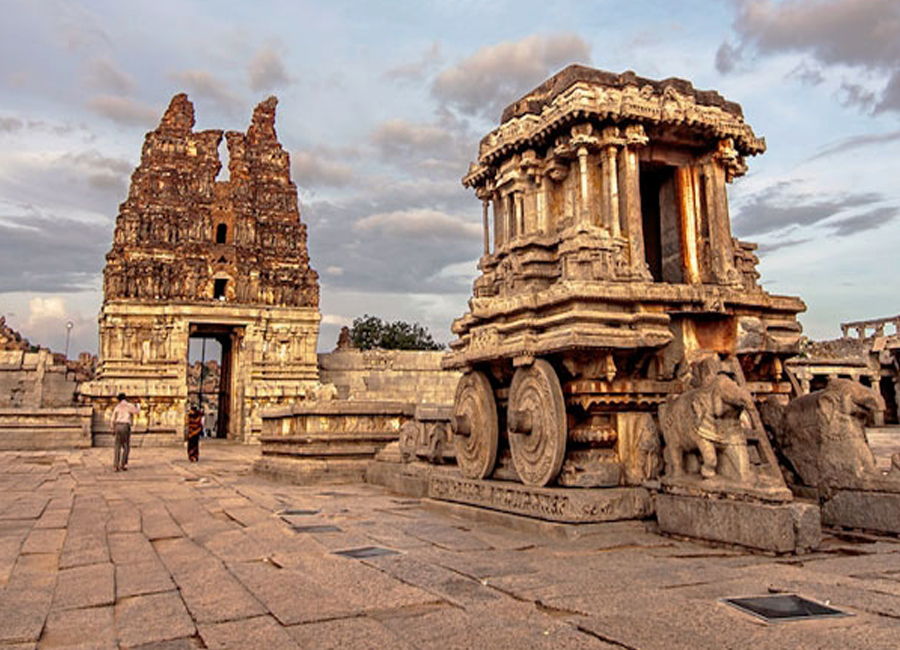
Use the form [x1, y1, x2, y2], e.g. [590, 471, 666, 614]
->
[198, 615, 299, 649]
[115, 560, 177, 599]
[168, 562, 267, 624]
[39, 606, 117, 650]
[114, 591, 196, 648]
[21, 528, 66, 555]
[51, 562, 115, 610]
[4, 446, 900, 649]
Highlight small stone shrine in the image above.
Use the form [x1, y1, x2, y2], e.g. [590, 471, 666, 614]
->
[80, 94, 321, 443]
[411, 65, 817, 550]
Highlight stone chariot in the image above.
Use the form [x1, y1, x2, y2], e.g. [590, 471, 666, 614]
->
[444, 65, 806, 491]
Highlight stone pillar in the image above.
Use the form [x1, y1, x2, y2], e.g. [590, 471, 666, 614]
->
[675, 166, 701, 285]
[477, 188, 491, 255]
[492, 195, 503, 250]
[619, 126, 649, 277]
[603, 146, 621, 237]
[536, 173, 547, 233]
[577, 147, 591, 227]
[515, 193, 525, 237]
[708, 143, 741, 284]
[481, 199, 490, 255]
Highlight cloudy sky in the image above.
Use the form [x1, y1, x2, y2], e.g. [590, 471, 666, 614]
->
[1, 0, 898, 356]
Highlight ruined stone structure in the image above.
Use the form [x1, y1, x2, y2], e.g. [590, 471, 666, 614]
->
[423, 65, 816, 550]
[80, 94, 320, 443]
[0, 318, 91, 449]
[787, 314, 900, 424]
[254, 349, 461, 485]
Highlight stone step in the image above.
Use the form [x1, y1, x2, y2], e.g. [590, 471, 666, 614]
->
[260, 432, 397, 458]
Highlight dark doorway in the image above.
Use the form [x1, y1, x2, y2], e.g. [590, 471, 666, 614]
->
[213, 278, 227, 300]
[881, 376, 899, 425]
[187, 325, 237, 438]
[216, 223, 227, 244]
[640, 164, 681, 283]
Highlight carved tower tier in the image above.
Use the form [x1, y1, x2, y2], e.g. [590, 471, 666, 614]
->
[81, 94, 321, 443]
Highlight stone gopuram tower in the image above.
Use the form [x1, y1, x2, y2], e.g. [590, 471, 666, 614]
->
[82, 94, 320, 443]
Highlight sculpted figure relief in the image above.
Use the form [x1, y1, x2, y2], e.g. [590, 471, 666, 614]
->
[659, 358, 755, 484]
[764, 378, 887, 491]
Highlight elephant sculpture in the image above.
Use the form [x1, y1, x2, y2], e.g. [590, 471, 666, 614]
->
[763, 378, 886, 490]
[659, 361, 756, 484]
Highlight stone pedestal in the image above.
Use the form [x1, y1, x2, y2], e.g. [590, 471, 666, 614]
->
[253, 401, 414, 485]
[655, 493, 820, 553]
[821, 490, 900, 535]
[369, 463, 653, 524]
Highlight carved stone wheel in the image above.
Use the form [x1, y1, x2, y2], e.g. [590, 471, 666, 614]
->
[452, 370, 499, 479]
[508, 359, 567, 487]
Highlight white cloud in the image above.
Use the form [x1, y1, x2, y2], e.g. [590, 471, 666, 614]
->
[371, 119, 452, 155]
[88, 95, 159, 127]
[723, 0, 900, 113]
[384, 42, 443, 82]
[85, 57, 136, 94]
[320, 313, 352, 326]
[28, 296, 66, 323]
[354, 208, 481, 239]
[291, 151, 353, 188]
[169, 70, 241, 112]
[432, 33, 591, 118]
[248, 46, 294, 93]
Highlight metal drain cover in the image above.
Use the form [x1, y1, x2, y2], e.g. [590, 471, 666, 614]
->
[333, 546, 400, 559]
[291, 525, 342, 534]
[722, 595, 852, 623]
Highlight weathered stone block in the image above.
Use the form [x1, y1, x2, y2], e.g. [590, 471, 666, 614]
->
[428, 470, 653, 523]
[821, 490, 900, 534]
[655, 493, 820, 553]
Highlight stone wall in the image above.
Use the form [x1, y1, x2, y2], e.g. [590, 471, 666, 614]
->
[0, 349, 78, 409]
[318, 349, 460, 404]
[0, 349, 92, 449]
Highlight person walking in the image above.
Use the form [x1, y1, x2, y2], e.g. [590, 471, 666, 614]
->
[111, 393, 140, 472]
[186, 405, 203, 462]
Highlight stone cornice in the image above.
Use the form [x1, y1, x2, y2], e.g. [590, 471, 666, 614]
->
[463, 67, 765, 188]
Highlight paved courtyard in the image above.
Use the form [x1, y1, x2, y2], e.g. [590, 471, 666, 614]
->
[2, 442, 900, 649]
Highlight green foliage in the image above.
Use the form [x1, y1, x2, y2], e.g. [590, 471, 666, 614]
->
[349, 314, 444, 351]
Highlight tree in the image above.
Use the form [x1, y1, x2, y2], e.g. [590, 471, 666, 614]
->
[349, 314, 444, 351]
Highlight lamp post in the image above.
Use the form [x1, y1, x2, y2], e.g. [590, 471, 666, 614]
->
[65, 321, 74, 359]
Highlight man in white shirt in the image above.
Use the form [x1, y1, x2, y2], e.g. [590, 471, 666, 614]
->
[111, 392, 140, 471]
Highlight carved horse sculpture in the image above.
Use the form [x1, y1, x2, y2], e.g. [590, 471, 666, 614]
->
[764, 378, 886, 490]
[659, 370, 756, 483]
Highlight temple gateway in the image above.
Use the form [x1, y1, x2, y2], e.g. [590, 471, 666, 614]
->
[80, 94, 321, 443]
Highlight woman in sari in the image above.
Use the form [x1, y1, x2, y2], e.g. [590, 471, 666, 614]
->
[186, 405, 203, 462]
